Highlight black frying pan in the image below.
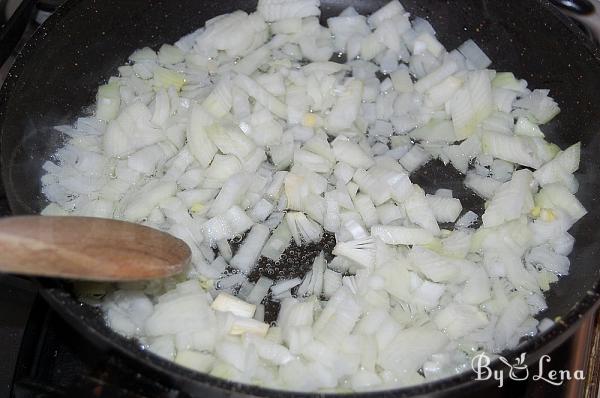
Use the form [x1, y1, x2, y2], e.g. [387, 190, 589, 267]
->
[2, 0, 600, 396]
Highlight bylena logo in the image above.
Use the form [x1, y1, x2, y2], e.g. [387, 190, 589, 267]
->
[471, 352, 585, 387]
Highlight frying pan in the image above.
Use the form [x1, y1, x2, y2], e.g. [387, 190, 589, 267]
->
[1, 0, 600, 396]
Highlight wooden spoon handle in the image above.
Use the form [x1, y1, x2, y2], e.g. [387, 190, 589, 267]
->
[0, 216, 191, 281]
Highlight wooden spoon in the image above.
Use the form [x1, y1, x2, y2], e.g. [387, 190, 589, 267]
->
[0, 216, 191, 281]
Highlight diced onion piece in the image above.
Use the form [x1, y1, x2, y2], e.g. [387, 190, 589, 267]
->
[257, 0, 320, 22]
[332, 237, 376, 268]
[481, 131, 543, 169]
[246, 277, 274, 305]
[482, 169, 535, 228]
[188, 103, 217, 168]
[326, 80, 364, 131]
[451, 70, 494, 140]
[371, 225, 434, 245]
[286, 211, 323, 245]
[271, 278, 303, 296]
[426, 194, 462, 223]
[230, 224, 271, 272]
[229, 316, 270, 336]
[458, 39, 491, 69]
[153, 67, 186, 90]
[211, 293, 256, 318]
[96, 83, 120, 121]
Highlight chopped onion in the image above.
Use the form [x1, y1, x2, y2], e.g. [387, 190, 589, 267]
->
[211, 293, 256, 318]
[246, 277, 274, 305]
[230, 224, 271, 272]
[43, 0, 585, 392]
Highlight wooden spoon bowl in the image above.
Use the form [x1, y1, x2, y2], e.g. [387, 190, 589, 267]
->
[0, 216, 191, 281]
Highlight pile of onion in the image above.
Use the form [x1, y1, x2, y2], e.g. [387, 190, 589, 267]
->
[42, 0, 585, 392]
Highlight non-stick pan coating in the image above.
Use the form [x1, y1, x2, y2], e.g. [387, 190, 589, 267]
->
[2, 0, 600, 396]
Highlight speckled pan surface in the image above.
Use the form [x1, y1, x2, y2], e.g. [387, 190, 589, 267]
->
[1, 0, 600, 396]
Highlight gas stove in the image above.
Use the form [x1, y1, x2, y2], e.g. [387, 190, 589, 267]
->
[0, 1, 599, 397]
